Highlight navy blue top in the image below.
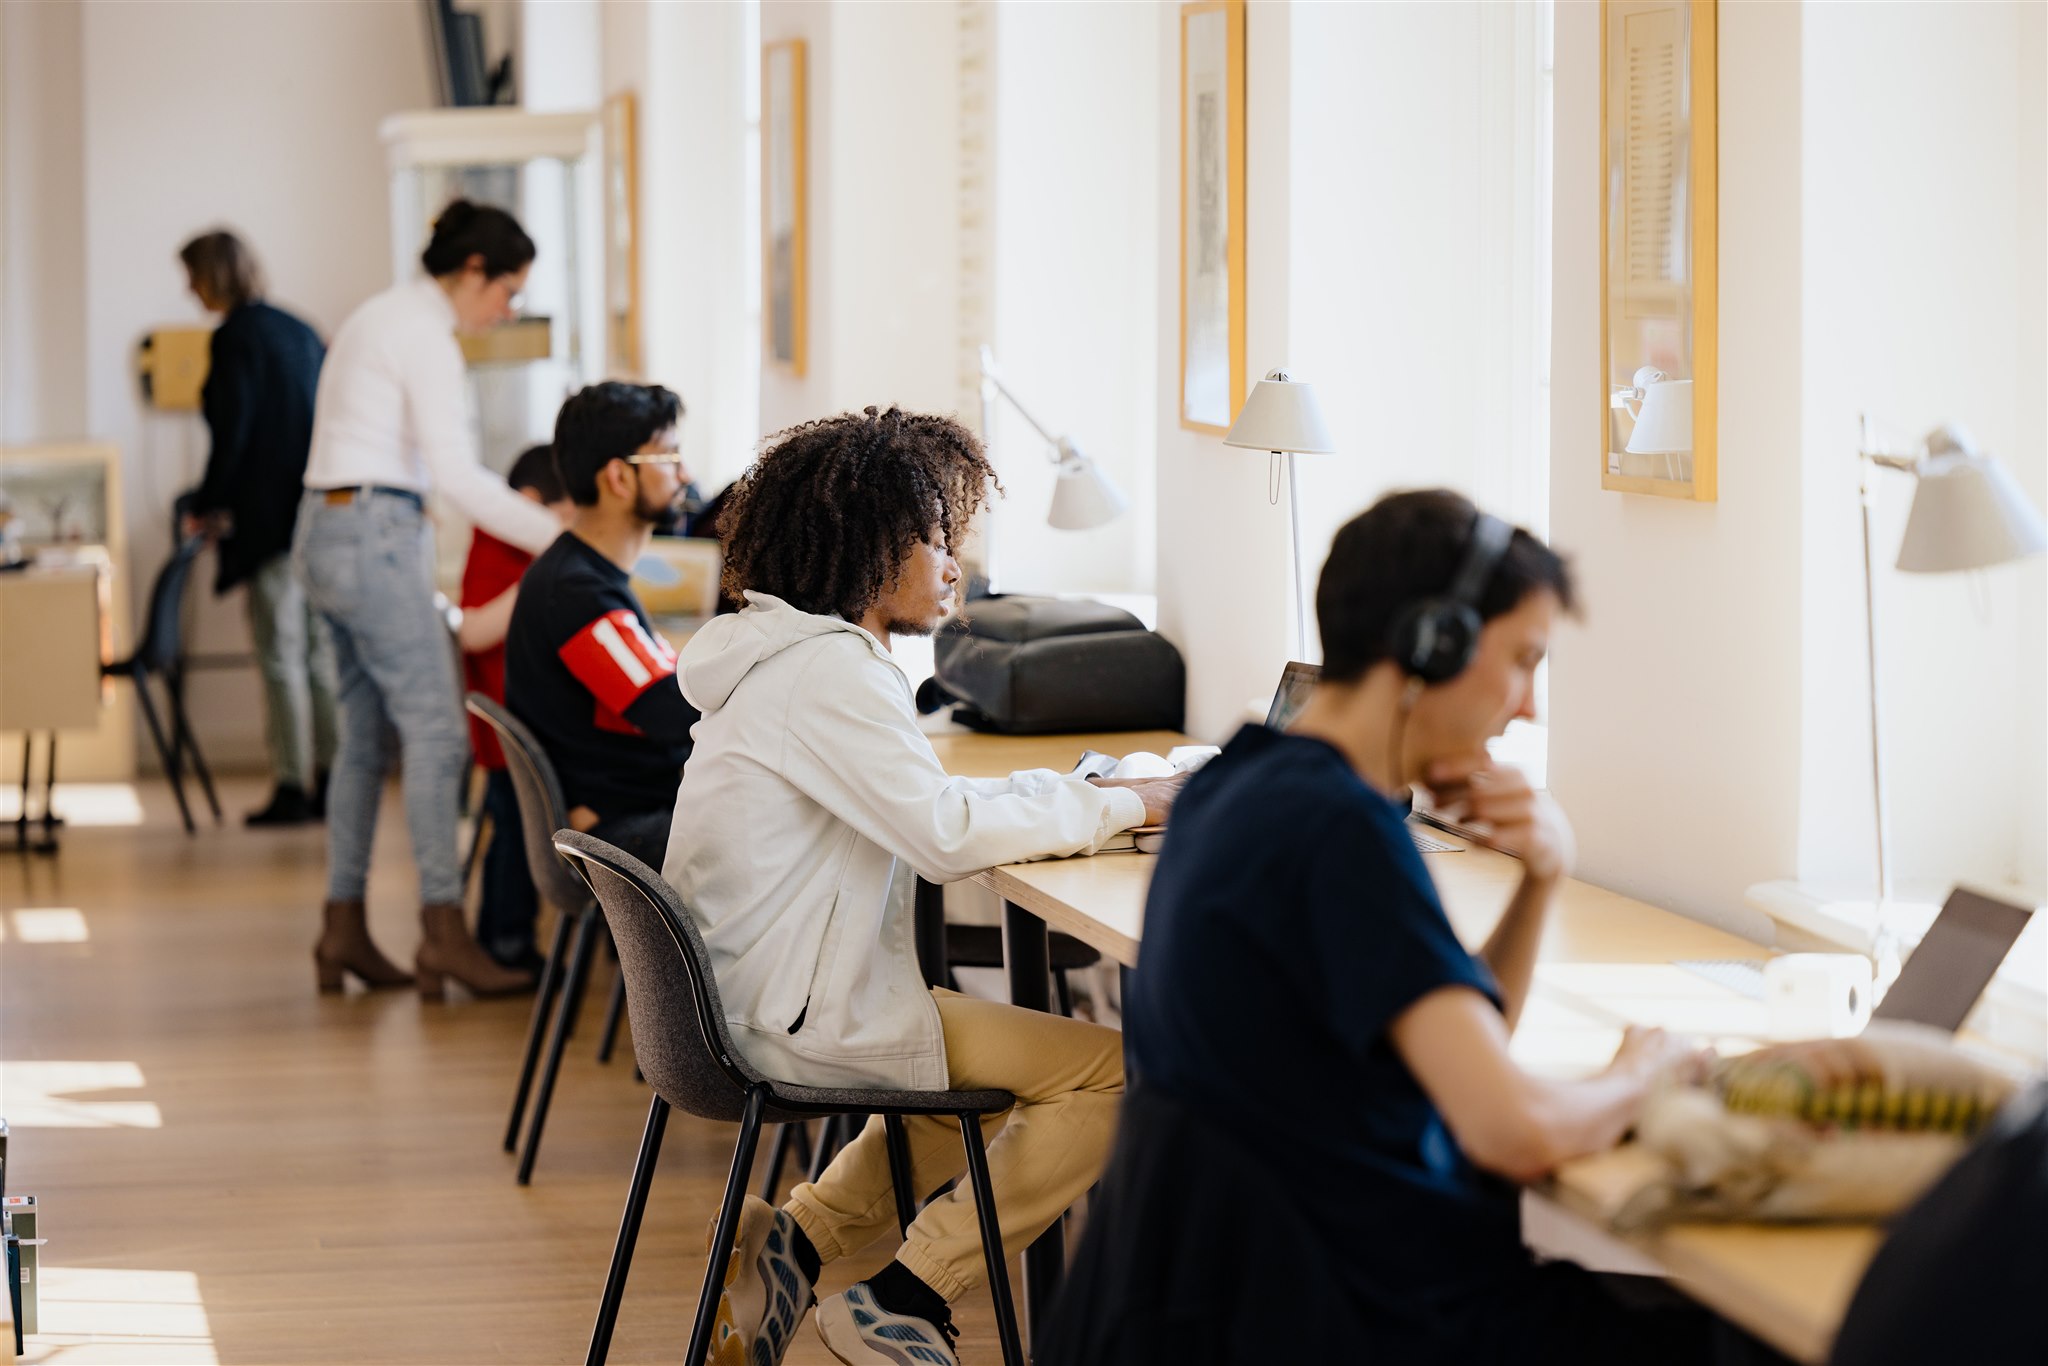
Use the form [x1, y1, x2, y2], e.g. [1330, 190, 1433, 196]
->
[1126, 724, 1529, 1353]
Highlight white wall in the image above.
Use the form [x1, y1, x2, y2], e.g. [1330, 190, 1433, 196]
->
[601, 0, 756, 492]
[758, 2, 959, 437]
[1153, 0, 1554, 744]
[2018, 0, 2048, 899]
[1544, 0, 1806, 940]
[1286, 0, 1496, 606]
[1153, 0, 1295, 743]
[1, 0, 87, 442]
[70, 0, 437, 769]
[1546, 0, 2046, 936]
[984, 0, 1159, 597]
[1797, 0, 2048, 904]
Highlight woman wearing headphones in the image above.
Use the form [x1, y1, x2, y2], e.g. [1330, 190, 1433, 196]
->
[1053, 491, 1785, 1363]
[295, 201, 561, 999]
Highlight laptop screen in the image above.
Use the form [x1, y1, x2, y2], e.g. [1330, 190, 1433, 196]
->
[1871, 888, 2035, 1032]
[1265, 661, 1320, 731]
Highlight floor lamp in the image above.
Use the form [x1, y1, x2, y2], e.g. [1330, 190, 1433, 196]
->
[1857, 417, 2046, 987]
[1223, 369, 1336, 661]
[976, 345, 1128, 594]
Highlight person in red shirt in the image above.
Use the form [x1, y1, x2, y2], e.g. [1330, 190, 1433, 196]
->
[458, 444, 573, 970]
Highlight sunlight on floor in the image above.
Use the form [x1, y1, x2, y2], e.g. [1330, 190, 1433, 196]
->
[21, 1266, 218, 1365]
[0, 783, 145, 827]
[6, 908, 91, 943]
[0, 1062, 161, 1129]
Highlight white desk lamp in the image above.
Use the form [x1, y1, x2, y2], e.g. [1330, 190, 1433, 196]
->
[976, 345, 1128, 593]
[1612, 366, 1693, 480]
[1857, 417, 2046, 987]
[1223, 369, 1337, 661]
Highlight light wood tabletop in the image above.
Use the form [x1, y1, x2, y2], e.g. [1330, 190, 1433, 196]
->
[940, 728, 1882, 1364]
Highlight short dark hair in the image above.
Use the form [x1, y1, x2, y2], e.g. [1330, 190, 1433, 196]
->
[419, 199, 535, 279]
[551, 382, 684, 507]
[179, 230, 265, 308]
[718, 406, 998, 620]
[505, 444, 566, 504]
[1316, 489, 1576, 684]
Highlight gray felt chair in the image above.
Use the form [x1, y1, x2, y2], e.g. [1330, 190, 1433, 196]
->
[466, 693, 615, 1185]
[552, 830, 1026, 1366]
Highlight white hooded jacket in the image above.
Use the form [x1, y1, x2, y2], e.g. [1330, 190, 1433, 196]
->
[661, 591, 1147, 1090]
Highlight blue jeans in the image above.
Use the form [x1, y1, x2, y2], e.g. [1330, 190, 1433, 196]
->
[245, 553, 338, 791]
[477, 767, 540, 962]
[293, 491, 466, 905]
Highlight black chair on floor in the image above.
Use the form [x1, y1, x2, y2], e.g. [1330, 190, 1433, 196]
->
[464, 693, 611, 1186]
[942, 923, 1102, 1017]
[553, 830, 1026, 1366]
[104, 532, 221, 835]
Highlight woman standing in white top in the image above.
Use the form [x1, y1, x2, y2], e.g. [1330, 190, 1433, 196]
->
[295, 201, 562, 999]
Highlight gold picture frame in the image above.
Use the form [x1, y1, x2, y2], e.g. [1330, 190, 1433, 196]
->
[1600, 0, 1718, 501]
[1179, 0, 1246, 434]
[604, 91, 642, 377]
[763, 39, 808, 378]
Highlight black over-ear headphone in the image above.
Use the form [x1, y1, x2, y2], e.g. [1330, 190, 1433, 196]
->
[1387, 511, 1514, 685]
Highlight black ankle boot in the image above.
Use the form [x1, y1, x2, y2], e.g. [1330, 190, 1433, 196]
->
[246, 784, 315, 828]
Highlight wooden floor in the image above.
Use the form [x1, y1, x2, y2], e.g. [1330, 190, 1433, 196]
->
[1, 777, 1022, 1364]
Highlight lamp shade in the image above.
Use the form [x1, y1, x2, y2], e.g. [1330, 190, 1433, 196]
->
[1895, 437, 2047, 573]
[1222, 369, 1336, 453]
[1625, 378, 1693, 454]
[1047, 439, 1129, 530]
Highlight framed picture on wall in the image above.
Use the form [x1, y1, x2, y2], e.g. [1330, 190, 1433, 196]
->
[1179, 0, 1246, 434]
[603, 90, 641, 376]
[1600, 0, 1718, 500]
[763, 39, 808, 377]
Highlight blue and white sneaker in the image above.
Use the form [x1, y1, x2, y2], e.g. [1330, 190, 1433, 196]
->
[709, 1196, 814, 1366]
[815, 1284, 960, 1366]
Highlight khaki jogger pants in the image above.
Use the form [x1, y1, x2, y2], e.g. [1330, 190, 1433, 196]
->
[784, 988, 1125, 1302]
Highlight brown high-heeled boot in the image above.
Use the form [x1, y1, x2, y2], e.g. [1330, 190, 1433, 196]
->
[313, 899, 415, 992]
[416, 903, 536, 999]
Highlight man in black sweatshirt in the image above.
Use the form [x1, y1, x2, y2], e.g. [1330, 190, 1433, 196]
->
[504, 383, 699, 870]
[179, 230, 336, 827]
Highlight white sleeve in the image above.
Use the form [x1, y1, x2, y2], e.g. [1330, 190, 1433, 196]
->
[781, 650, 1147, 883]
[403, 331, 561, 554]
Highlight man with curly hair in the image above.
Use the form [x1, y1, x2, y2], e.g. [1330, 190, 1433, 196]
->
[662, 406, 1179, 1366]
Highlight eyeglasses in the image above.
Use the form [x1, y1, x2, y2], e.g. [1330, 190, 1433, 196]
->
[624, 452, 686, 468]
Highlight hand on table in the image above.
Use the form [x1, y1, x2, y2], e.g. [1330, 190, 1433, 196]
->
[1088, 772, 1187, 827]
[1610, 1024, 1713, 1088]
[1423, 754, 1575, 883]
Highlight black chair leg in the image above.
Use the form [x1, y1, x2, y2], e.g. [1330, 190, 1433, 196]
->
[597, 970, 627, 1063]
[1053, 969, 1074, 1018]
[166, 670, 221, 822]
[808, 1114, 841, 1182]
[760, 1121, 810, 1202]
[130, 669, 195, 835]
[686, 1085, 769, 1366]
[518, 909, 601, 1185]
[506, 907, 577, 1152]
[959, 1114, 1026, 1366]
[586, 1092, 669, 1366]
[883, 1114, 919, 1238]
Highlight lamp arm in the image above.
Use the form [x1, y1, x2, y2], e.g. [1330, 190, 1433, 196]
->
[978, 349, 1062, 455]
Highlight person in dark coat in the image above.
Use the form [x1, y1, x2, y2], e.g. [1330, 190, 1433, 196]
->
[180, 230, 337, 826]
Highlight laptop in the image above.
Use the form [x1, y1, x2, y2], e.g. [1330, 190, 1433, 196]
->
[1265, 661, 1319, 731]
[1871, 888, 2037, 1032]
[1680, 887, 2035, 1033]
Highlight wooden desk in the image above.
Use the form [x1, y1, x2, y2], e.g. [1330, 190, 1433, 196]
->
[923, 726, 1190, 1331]
[972, 796, 1880, 1364]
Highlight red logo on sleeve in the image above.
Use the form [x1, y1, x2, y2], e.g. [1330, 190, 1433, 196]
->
[559, 610, 680, 724]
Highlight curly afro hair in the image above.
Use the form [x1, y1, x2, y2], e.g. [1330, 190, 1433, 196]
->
[717, 405, 999, 620]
